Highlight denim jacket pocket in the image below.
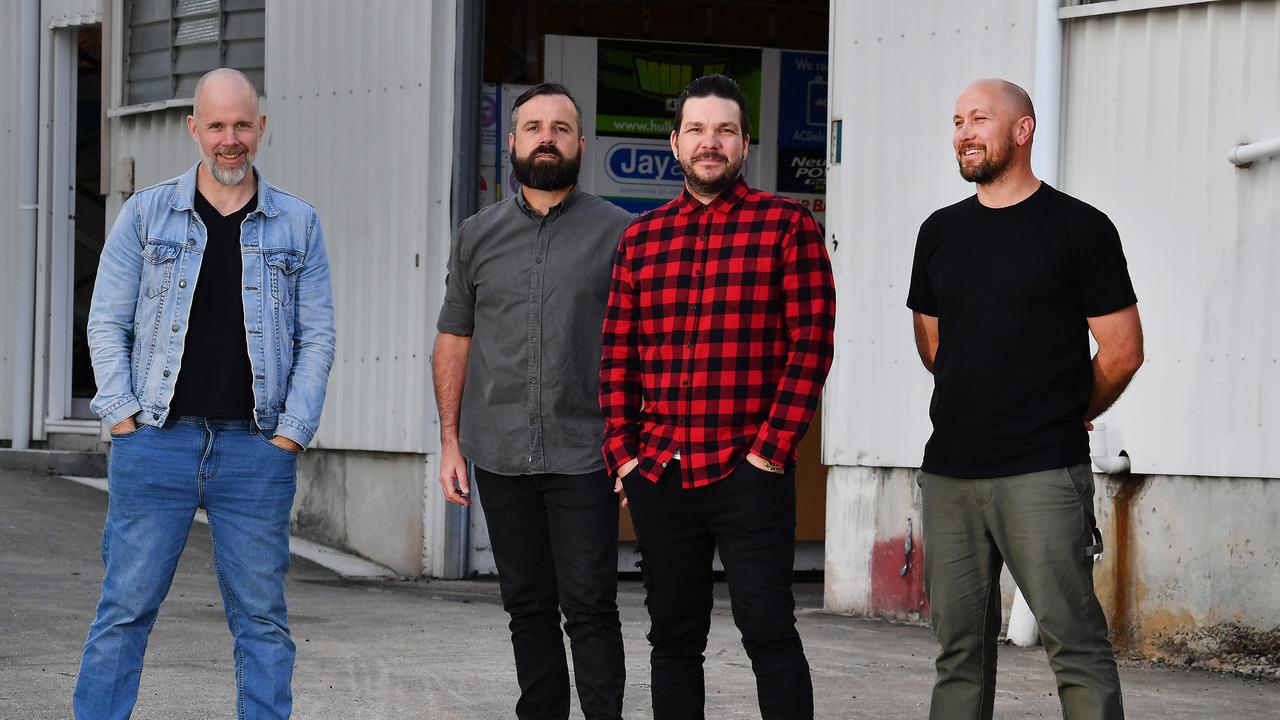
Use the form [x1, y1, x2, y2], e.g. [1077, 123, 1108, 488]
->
[140, 240, 181, 299]
[265, 250, 304, 308]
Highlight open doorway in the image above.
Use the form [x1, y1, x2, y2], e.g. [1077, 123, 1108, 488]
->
[72, 27, 107, 419]
[47, 25, 106, 432]
[466, 1, 831, 573]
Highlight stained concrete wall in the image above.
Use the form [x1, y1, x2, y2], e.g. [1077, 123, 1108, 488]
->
[1093, 474, 1280, 657]
[293, 451, 427, 577]
[825, 466, 1280, 657]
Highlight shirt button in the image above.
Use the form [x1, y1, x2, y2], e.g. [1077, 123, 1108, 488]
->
[178, 279, 187, 288]
[535, 256, 543, 264]
[681, 379, 688, 386]
[163, 369, 170, 377]
[151, 412, 159, 420]
[171, 324, 180, 332]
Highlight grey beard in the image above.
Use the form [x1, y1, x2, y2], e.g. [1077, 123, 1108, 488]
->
[203, 152, 253, 186]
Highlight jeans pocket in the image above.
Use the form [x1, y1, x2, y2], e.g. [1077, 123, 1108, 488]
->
[254, 431, 300, 458]
[109, 423, 153, 440]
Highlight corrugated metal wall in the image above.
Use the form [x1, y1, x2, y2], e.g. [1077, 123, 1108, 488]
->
[822, 0, 1040, 468]
[263, 0, 454, 453]
[45, 0, 101, 27]
[0, 2, 25, 441]
[106, 0, 457, 453]
[1062, 0, 1280, 479]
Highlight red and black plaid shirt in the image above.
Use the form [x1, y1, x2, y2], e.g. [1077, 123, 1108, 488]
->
[600, 177, 836, 488]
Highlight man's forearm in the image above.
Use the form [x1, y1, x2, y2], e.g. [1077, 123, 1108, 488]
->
[432, 333, 471, 445]
[1086, 352, 1141, 421]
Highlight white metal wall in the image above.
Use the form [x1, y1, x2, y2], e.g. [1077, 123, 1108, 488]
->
[105, 0, 457, 453]
[1061, 0, 1280, 478]
[822, 0, 1040, 468]
[264, 0, 455, 453]
[0, 2, 25, 441]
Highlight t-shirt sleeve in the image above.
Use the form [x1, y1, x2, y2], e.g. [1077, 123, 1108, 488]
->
[906, 214, 940, 316]
[436, 219, 475, 335]
[1077, 214, 1138, 317]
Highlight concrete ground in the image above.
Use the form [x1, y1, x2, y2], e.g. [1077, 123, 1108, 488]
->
[2, 469, 1276, 719]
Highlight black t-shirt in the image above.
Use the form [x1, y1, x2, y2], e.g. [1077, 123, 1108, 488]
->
[169, 189, 257, 418]
[906, 183, 1137, 479]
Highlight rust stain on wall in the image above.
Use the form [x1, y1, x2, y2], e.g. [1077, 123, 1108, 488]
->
[1108, 474, 1148, 653]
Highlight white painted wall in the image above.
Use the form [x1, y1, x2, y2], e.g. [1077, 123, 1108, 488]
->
[822, 0, 1041, 470]
[1061, 0, 1280, 479]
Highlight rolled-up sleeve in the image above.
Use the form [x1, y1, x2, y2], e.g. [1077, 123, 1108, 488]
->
[437, 218, 476, 336]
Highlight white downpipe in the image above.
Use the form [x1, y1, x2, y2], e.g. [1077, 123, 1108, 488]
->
[1228, 137, 1280, 167]
[1089, 423, 1131, 474]
[12, 0, 40, 450]
[1007, 588, 1040, 647]
[1008, 0, 1065, 648]
[1031, 0, 1063, 186]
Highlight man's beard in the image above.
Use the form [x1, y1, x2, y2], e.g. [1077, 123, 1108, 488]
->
[511, 145, 581, 191]
[201, 145, 254, 186]
[957, 132, 1014, 185]
[679, 150, 744, 198]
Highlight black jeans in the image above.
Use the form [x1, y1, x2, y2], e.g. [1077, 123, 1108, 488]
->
[623, 459, 813, 720]
[473, 467, 625, 720]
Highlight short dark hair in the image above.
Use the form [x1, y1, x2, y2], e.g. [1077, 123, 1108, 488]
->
[510, 82, 584, 137]
[673, 74, 750, 137]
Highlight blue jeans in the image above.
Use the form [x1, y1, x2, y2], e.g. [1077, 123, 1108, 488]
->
[74, 417, 298, 720]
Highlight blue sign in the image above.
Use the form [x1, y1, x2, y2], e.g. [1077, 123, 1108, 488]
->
[777, 51, 827, 151]
[605, 143, 684, 185]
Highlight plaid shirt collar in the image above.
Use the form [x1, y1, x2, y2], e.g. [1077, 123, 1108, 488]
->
[675, 175, 751, 216]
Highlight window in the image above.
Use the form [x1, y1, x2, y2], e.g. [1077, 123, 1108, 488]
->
[124, 0, 265, 106]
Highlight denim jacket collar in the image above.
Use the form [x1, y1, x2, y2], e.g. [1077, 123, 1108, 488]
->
[168, 162, 282, 218]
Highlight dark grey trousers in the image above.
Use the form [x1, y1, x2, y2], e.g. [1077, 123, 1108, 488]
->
[919, 464, 1124, 720]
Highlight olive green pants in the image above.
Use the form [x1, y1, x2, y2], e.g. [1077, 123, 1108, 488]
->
[919, 465, 1124, 720]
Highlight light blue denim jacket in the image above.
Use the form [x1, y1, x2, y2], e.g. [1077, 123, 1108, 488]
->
[88, 163, 335, 448]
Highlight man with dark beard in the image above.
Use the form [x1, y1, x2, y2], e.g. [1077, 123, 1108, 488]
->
[908, 78, 1143, 719]
[433, 83, 632, 720]
[600, 74, 836, 720]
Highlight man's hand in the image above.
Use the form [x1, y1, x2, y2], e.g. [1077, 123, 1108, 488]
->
[109, 415, 138, 436]
[439, 443, 471, 506]
[271, 435, 304, 453]
[613, 458, 639, 508]
[745, 452, 785, 474]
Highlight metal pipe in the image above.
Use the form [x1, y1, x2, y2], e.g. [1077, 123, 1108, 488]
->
[438, 0, 487, 580]
[1031, 0, 1064, 186]
[13, 0, 40, 449]
[1008, 1, 1066, 645]
[1228, 137, 1280, 167]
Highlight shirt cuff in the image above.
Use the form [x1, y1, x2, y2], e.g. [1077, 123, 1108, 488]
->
[750, 425, 794, 468]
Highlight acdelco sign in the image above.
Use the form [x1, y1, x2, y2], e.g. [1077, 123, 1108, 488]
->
[605, 143, 683, 185]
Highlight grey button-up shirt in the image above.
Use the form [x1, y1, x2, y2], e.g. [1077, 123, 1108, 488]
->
[437, 186, 633, 475]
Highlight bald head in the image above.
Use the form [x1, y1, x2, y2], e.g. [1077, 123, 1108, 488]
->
[187, 68, 265, 187]
[962, 78, 1035, 125]
[952, 78, 1037, 186]
[193, 68, 259, 117]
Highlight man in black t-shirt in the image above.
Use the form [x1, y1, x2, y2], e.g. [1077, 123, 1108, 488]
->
[907, 79, 1143, 720]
